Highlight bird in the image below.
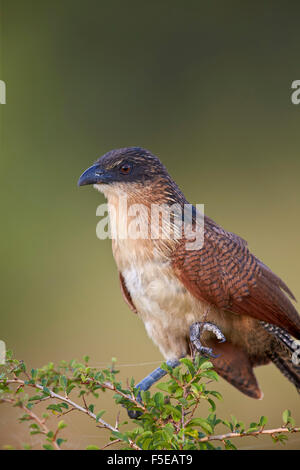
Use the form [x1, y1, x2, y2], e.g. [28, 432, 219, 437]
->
[78, 146, 300, 404]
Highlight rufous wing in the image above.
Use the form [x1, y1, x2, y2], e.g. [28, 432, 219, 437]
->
[173, 216, 300, 339]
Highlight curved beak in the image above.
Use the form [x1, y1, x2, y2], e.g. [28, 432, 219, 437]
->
[77, 164, 110, 187]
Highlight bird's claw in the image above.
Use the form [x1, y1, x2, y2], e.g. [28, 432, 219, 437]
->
[196, 345, 220, 358]
[124, 389, 144, 419]
[190, 321, 226, 358]
[127, 408, 143, 419]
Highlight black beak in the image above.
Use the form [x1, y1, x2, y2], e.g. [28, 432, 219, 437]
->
[77, 164, 111, 187]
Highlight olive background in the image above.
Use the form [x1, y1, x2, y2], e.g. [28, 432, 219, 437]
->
[0, 0, 300, 449]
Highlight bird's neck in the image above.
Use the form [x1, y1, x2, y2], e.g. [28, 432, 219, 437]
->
[98, 179, 187, 271]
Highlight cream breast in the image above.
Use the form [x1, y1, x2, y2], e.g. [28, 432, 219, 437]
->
[121, 258, 205, 360]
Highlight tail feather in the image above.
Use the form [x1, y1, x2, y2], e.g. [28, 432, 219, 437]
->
[261, 321, 298, 353]
[268, 347, 300, 393]
[207, 322, 300, 398]
[208, 339, 263, 399]
[263, 322, 300, 393]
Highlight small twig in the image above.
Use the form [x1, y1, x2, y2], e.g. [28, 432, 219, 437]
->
[59, 407, 76, 417]
[115, 411, 120, 431]
[101, 438, 122, 450]
[198, 426, 300, 443]
[184, 396, 201, 427]
[88, 378, 146, 413]
[82, 393, 88, 410]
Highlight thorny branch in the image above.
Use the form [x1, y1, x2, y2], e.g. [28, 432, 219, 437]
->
[198, 426, 300, 443]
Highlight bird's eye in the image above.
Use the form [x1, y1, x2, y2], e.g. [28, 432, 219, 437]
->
[120, 163, 132, 175]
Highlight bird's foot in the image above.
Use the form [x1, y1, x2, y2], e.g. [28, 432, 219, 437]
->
[190, 322, 226, 358]
[127, 408, 143, 419]
[125, 359, 181, 419]
[123, 389, 143, 419]
[124, 389, 143, 419]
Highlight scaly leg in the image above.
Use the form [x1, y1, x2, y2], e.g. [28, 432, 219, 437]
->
[127, 359, 180, 419]
[127, 322, 226, 418]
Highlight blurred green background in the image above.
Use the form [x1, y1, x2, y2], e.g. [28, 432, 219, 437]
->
[1, 0, 300, 449]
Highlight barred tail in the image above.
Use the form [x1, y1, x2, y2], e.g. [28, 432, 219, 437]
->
[262, 322, 300, 393]
[268, 348, 300, 393]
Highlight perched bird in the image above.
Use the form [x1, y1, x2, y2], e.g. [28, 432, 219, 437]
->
[78, 147, 300, 403]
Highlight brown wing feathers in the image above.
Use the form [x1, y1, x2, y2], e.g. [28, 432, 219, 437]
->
[173, 216, 300, 339]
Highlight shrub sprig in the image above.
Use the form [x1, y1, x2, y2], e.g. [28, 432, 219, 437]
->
[0, 350, 299, 450]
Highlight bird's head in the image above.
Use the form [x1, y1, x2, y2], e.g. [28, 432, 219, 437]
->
[78, 147, 183, 204]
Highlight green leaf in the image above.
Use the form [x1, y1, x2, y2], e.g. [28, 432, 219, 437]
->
[94, 371, 104, 382]
[208, 398, 216, 412]
[188, 418, 213, 434]
[59, 376, 68, 390]
[277, 434, 288, 443]
[153, 392, 164, 408]
[156, 382, 170, 392]
[180, 358, 195, 375]
[86, 445, 100, 450]
[163, 404, 182, 422]
[47, 404, 63, 413]
[282, 409, 291, 425]
[231, 415, 237, 427]
[111, 431, 129, 443]
[259, 416, 268, 427]
[209, 390, 222, 401]
[30, 423, 40, 430]
[199, 360, 213, 370]
[224, 439, 237, 450]
[246, 424, 259, 433]
[88, 404, 94, 413]
[28, 395, 44, 401]
[140, 390, 150, 404]
[96, 410, 105, 422]
[56, 438, 66, 447]
[58, 420, 67, 430]
[201, 370, 219, 381]
[160, 362, 172, 372]
[66, 384, 75, 395]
